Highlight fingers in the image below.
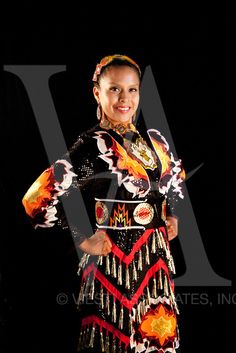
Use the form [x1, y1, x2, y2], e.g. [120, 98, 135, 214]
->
[97, 230, 112, 256]
[167, 226, 177, 240]
[99, 230, 112, 248]
[103, 235, 112, 248]
[166, 216, 178, 241]
[101, 240, 112, 256]
[167, 225, 175, 233]
[167, 224, 176, 240]
[168, 232, 177, 241]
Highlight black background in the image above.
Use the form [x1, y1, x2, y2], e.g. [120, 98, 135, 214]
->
[0, 10, 235, 353]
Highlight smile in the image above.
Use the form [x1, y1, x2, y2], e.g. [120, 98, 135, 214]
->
[116, 106, 131, 113]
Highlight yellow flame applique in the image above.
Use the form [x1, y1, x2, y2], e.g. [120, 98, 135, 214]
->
[22, 167, 55, 217]
[109, 204, 132, 227]
[139, 304, 177, 346]
[150, 137, 171, 177]
[115, 141, 148, 180]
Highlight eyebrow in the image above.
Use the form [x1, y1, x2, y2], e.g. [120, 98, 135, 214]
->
[108, 82, 139, 86]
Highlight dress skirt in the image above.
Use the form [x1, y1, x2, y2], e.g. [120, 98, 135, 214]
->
[76, 209, 180, 353]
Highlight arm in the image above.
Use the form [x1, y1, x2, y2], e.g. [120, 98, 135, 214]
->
[22, 134, 112, 255]
[165, 147, 185, 240]
[148, 129, 186, 240]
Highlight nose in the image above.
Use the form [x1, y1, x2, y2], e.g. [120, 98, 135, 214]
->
[119, 90, 129, 102]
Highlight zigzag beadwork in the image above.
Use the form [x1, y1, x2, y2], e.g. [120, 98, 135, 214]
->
[81, 259, 173, 311]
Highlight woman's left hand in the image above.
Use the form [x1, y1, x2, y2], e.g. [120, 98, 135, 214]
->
[166, 216, 178, 241]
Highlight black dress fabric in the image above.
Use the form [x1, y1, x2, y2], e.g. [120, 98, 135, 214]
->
[22, 122, 185, 353]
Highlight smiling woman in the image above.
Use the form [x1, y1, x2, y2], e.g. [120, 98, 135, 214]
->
[93, 59, 140, 126]
[22, 54, 186, 353]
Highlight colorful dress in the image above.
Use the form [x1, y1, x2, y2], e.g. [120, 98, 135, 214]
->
[22, 121, 185, 353]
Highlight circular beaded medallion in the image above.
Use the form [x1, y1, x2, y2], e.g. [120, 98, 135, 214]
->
[95, 201, 109, 224]
[133, 202, 154, 225]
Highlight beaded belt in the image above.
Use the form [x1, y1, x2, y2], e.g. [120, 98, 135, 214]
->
[94, 197, 166, 230]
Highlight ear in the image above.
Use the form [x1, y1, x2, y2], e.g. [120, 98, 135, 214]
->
[93, 86, 100, 104]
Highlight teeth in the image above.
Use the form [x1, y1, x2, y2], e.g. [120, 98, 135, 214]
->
[117, 107, 129, 111]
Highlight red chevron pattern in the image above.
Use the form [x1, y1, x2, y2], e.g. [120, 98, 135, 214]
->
[82, 259, 173, 311]
[81, 315, 130, 347]
[110, 228, 166, 265]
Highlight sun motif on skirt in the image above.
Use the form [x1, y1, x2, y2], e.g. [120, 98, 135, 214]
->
[139, 303, 177, 347]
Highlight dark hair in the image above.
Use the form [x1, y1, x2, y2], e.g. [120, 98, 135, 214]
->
[93, 58, 141, 87]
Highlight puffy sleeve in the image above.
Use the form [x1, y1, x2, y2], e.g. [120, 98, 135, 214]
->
[147, 129, 186, 217]
[22, 134, 96, 245]
[165, 155, 185, 218]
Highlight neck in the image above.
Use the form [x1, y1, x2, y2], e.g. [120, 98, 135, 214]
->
[104, 115, 131, 127]
[99, 115, 137, 135]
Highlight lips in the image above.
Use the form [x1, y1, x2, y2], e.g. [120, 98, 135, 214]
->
[115, 106, 131, 113]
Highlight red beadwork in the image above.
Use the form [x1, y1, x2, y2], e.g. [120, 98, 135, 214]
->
[96, 206, 104, 219]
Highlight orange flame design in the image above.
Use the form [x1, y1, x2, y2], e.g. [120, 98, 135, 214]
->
[113, 140, 148, 180]
[139, 304, 177, 346]
[110, 204, 131, 227]
[22, 167, 55, 217]
[179, 168, 186, 181]
[150, 137, 171, 176]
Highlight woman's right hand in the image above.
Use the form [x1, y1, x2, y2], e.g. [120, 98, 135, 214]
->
[78, 230, 112, 256]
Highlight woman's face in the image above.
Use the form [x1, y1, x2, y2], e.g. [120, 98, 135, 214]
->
[93, 65, 140, 125]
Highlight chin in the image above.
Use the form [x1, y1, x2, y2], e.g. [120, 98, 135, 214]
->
[106, 112, 133, 125]
[114, 115, 132, 124]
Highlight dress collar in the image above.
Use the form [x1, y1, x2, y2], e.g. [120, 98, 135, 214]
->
[99, 116, 137, 136]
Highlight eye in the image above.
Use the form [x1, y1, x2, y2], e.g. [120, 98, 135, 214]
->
[129, 88, 138, 92]
[110, 87, 120, 92]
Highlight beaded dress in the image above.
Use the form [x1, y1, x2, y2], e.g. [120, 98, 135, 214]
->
[22, 118, 185, 353]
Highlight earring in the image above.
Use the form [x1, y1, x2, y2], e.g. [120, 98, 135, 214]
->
[132, 112, 136, 122]
[96, 104, 102, 120]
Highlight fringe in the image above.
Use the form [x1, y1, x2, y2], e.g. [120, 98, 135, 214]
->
[100, 329, 105, 352]
[129, 310, 132, 334]
[76, 226, 180, 352]
[89, 323, 95, 348]
[77, 253, 90, 276]
[118, 305, 124, 330]
[105, 289, 110, 316]
[111, 335, 116, 353]
[145, 242, 150, 265]
[151, 230, 156, 253]
[112, 297, 117, 323]
[105, 332, 110, 353]
[89, 272, 95, 300]
[125, 265, 130, 289]
[106, 254, 111, 275]
[132, 260, 137, 282]
[97, 255, 103, 266]
[152, 274, 157, 298]
[111, 255, 117, 278]
[118, 261, 122, 285]
[100, 284, 104, 309]
[138, 248, 143, 271]
[158, 268, 163, 290]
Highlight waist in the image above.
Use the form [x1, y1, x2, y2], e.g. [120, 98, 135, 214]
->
[94, 197, 166, 230]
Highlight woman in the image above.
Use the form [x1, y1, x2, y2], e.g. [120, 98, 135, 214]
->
[22, 55, 185, 353]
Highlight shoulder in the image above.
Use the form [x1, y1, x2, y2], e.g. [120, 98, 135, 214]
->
[53, 124, 101, 175]
[68, 123, 101, 155]
[146, 128, 170, 151]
